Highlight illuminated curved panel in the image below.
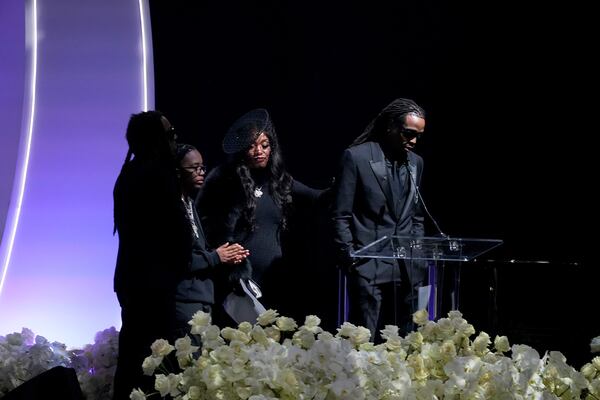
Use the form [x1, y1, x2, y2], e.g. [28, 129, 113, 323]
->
[0, 0, 27, 297]
[0, 0, 154, 348]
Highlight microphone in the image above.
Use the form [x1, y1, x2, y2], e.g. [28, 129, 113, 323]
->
[406, 160, 448, 239]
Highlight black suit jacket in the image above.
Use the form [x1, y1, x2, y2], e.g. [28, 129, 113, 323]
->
[332, 141, 425, 284]
[175, 204, 221, 305]
[113, 158, 191, 305]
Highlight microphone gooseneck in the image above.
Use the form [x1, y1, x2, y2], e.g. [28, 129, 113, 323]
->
[405, 159, 448, 239]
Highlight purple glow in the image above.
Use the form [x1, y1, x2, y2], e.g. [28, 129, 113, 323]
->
[0, 0, 29, 297]
[0, 0, 154, 348]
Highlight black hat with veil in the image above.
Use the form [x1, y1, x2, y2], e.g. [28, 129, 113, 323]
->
[222, 108, 274, 154]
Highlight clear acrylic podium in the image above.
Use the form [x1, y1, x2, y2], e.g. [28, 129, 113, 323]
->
[350, 235, 503, 262]
[341, 235, 503, 321]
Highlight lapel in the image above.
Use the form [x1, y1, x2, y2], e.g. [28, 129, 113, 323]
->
[368, 142, 398, 221]
[192, 203, 208, 245]
[397, 153, 418, 223]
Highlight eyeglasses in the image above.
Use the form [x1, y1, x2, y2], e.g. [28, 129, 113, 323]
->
[180, 164, 207, 174]
[400, 128, 423, 140]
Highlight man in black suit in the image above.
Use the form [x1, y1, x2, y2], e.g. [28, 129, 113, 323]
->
[113, 111, 189, 399]
[332, 98, 428, 341]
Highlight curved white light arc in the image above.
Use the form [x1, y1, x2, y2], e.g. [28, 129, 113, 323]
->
[138, 0, 152, 111]
[0, 0, 38, 297]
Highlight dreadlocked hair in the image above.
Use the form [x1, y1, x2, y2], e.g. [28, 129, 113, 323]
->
[114, 110, 176, 234]
[232, 128, 293, 233]
[351, 98, 426, 147]
[121, 110, 173, 165]
[175, 143, 196, 165]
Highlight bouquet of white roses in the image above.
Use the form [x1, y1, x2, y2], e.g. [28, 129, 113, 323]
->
[134, 309, 600, 400]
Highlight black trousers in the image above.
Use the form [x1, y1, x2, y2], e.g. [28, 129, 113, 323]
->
[112, 295, 175, 400]
[173, 301, 212, 347]
[347, 275, 419, 343]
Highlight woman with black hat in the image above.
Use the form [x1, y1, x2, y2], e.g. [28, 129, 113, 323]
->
[197, 109, 323, 320]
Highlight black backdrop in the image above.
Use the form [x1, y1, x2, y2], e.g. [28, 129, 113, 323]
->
[149, 0, 594, 365]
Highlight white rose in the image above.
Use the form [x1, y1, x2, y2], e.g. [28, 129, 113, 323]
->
[292, 329, 316, 349]
[581, 363, 596, 379]
[220, 327, 238, 341]
[385, 336, 403, 352]
[264, 326, 281, 342]
[204, 325, 222, 341]
[257, 309, 279, 326]
[472, 332, 491, 355]
[238, 321, 253, 334]
[175, 335, 199, 358]
[276, 317, 298, 332]
[349, 326, 371, 346]
[303, 315, 322, 333]
[436, 318, 454, 338]
[142, 355, 162, 376]
[175, 336, 198, 368]
[420, 321, 437, 340]
[440, 340, 457, 360]
[337, 322, 357, 338]
[6, 332, 24, 346]
[455, 321, 475, 338]
[407, 354, 428, 381]
[167, 373, 181, 397]
[380, 325, 399, 339]
[412, 309, 429, 326]
[203, 364, 225, 390]
[494, 335, 510, 353]
[154, 374, 171, 397]
[150, 339, 174, 357]
[129, 388, 146, 400]
[317, 331, 334, 341]
[406, 331, 424, 350]
[188, 311, 211, 329]
[592, 356, 600, 371]
[251, 325, 269, 345]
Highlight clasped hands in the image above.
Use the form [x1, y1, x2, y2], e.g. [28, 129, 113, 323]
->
[216, 242, 250, 265]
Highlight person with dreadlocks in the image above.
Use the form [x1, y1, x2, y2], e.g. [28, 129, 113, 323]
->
[332, 98, 428, 342]
[112, 111, 189, 399]
[173, 143, 249, 341]
[197, 108, 323, 321]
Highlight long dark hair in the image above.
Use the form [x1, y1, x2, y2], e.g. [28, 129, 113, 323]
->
[351, 98, 426, 147]
[123, 110, 173, 163]
[231, 127, 293, 233]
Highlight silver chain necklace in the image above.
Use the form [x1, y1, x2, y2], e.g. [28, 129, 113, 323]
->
[182, 196, 199, 238]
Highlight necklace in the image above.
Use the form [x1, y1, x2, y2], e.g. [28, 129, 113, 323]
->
[182, 196, 199, 238]
[254, 186, 263, 198]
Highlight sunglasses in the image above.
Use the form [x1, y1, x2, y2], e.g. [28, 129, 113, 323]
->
[400, 128, 423, 140]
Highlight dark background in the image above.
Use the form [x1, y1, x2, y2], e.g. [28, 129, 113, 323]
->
[149, 0, 595, 366]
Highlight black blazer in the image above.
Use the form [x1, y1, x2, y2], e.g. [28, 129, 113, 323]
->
[113, 159, 191, 303]
[332, 141, 425, 284]
[175, 204, 221, 305]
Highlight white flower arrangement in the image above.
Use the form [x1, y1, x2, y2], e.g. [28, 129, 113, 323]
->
[0, 328, 71, 397]
[70, 327, 119, 400]
[1, 315, 599, 400]
[132, 309, 600, 400]
[0, 326, 119, 399]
